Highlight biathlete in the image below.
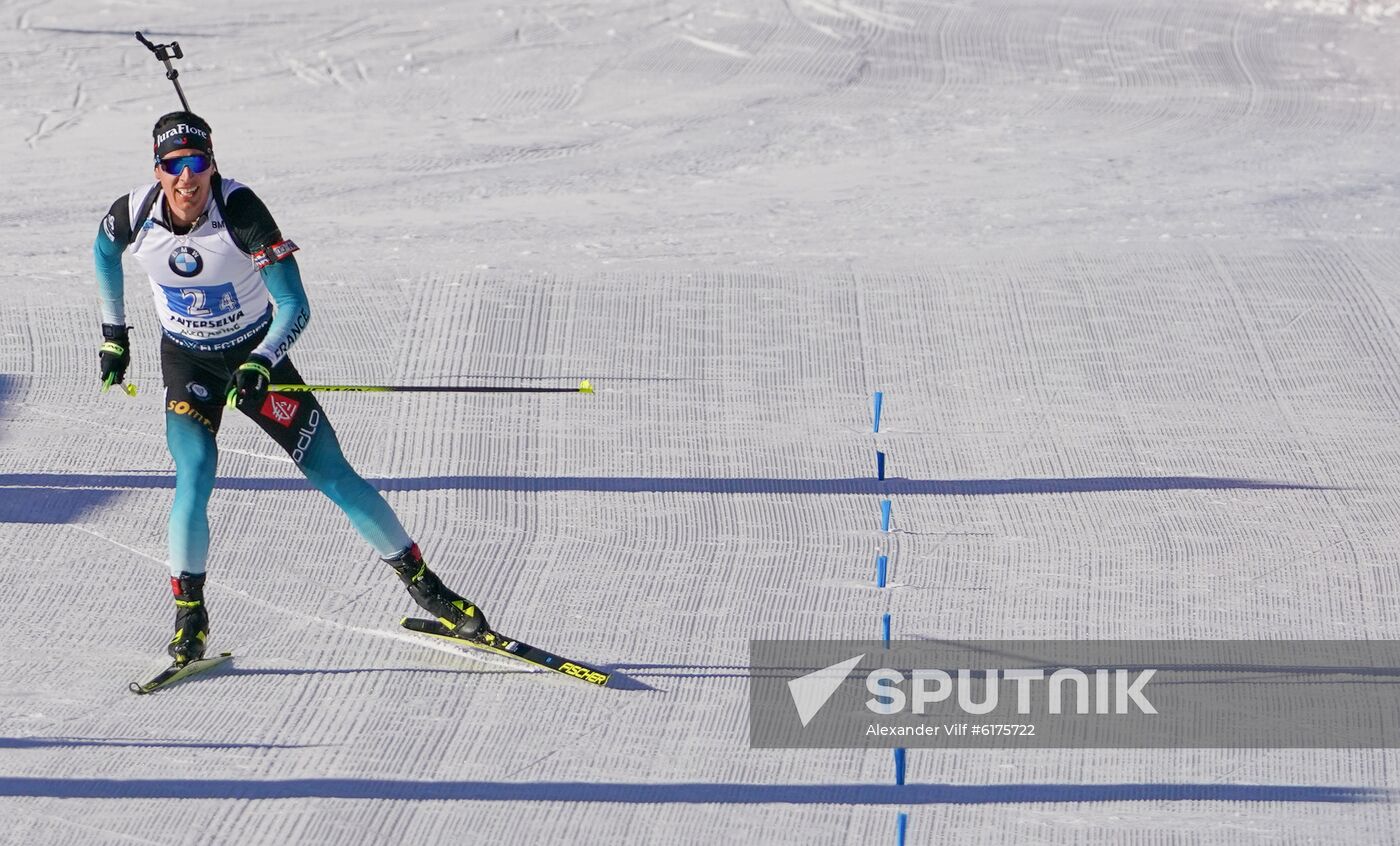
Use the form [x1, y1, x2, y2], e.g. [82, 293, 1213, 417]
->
[94, 111, 487, 665]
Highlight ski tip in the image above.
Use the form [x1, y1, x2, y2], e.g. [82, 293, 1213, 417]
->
[579, 379, 593, 394]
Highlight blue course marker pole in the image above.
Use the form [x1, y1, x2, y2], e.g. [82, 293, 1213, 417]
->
[897, 811, 909, 845]
[876, 554, 888, 588]
[873, 391, 884, 433]
[893, 747, 906, 785]
[880, 499, 892, 532]
[877, 450, 886, 480]
[882, 612, 891, 646]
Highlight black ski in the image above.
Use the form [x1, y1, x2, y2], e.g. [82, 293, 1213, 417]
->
[400, 618, 610, 686]
[129, 652, 233, 694]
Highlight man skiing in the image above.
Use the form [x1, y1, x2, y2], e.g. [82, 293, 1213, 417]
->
[94, 111, 488, 666]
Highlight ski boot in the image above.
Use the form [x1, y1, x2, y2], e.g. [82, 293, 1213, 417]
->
[385, 543, 488, 638]
[168, 573, 209, 666]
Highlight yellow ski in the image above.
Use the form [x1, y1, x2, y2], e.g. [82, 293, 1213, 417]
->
[400, 618, 610, 687]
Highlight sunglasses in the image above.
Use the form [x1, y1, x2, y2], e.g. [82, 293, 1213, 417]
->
[157, 153, 213, 176]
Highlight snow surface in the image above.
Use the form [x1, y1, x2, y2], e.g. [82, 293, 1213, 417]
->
[4, 0, 1400, 842]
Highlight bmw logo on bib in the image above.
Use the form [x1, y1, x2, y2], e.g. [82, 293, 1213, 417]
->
[169, 246, 203, 278]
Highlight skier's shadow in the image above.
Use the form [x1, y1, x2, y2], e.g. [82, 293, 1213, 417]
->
[0, 376, 126, 523]
[0, 776, 1386, 804]
[0, 467, 1329, 526]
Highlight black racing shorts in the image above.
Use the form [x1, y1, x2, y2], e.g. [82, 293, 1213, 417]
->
[160, 333, 327, 463]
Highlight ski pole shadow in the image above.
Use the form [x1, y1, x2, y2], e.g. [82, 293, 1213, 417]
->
[0, 736, 313, 751]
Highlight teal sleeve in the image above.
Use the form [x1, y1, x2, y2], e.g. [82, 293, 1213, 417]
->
[94, 228, 126, 325]
[251, 256, 310, 364]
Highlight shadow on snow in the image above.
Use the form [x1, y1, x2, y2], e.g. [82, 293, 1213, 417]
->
[0, 472, 1327, 525]
[0, 778, 1384, 803]
[0, 737, 309, 750]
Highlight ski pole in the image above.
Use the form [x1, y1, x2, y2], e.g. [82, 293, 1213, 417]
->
[268, 379, 594, 395]
[135, 31, 191, 110]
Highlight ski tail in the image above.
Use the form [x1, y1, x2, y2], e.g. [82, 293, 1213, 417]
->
[129, 652, 233, 694]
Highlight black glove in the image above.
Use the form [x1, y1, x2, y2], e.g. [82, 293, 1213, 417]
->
[99, 324, 131, 391]
[226, 354, 273, 410]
